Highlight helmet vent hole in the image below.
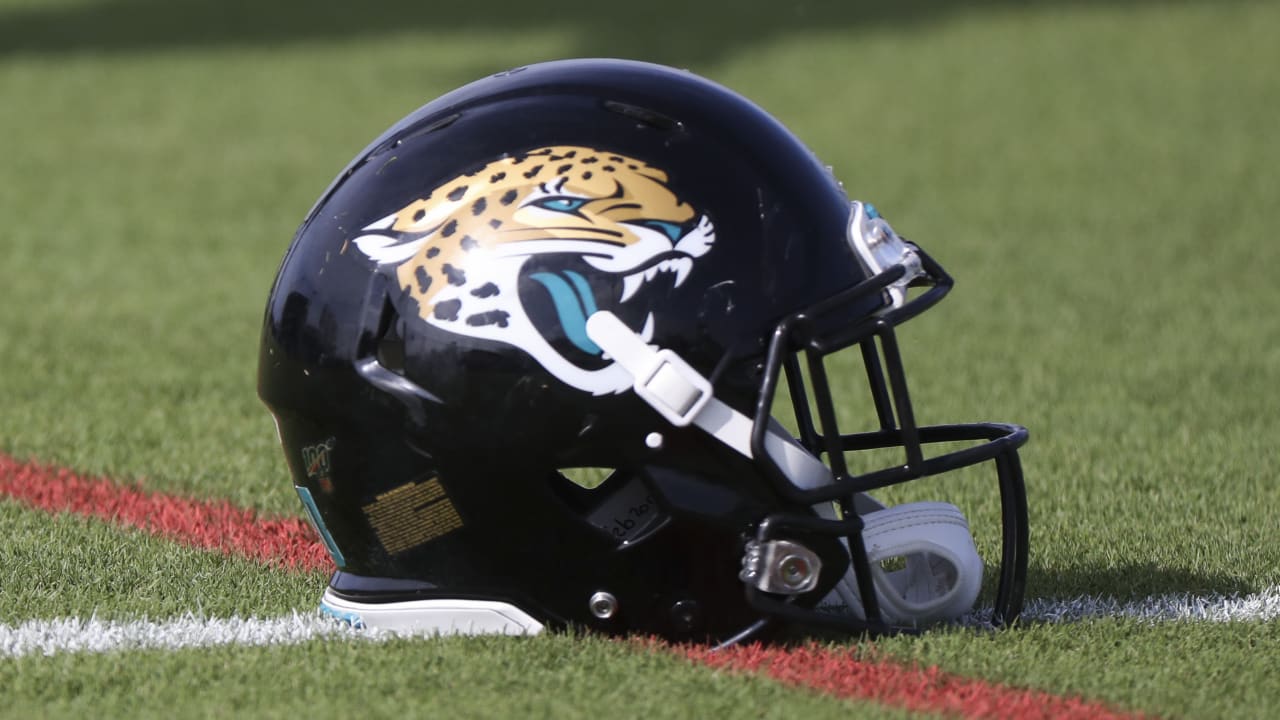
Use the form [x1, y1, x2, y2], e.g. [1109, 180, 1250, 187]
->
[559, 467, 617, 491]
[371, 113, 461, 157]
[374, 299, 406, 374]
[377, 330, 405, 374]
[602, 100, 681, 131]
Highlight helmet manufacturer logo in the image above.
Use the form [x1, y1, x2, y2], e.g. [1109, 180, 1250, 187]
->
[351, 146, 715, 395]
[300, 437, 335, 493]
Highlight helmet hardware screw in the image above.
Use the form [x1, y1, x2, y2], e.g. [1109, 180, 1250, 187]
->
[739, 540, 822, 594]
[589, 591, 618, 620]
[779, 554, 814, 590]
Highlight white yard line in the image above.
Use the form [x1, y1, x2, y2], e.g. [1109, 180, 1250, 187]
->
[4, 586, 1278, 658]
[1015, 584, 1280, 624]
[962, 585, 1280, 626]
[0, 613, 370, 658]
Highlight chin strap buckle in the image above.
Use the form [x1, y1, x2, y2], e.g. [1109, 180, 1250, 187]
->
[632, 349, 714, 427]
[739, 539, 823, 595]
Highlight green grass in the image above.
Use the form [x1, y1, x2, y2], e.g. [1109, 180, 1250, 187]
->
[876, 619, 1280, 719]
[0, 503, 319, 623]
[2, 0, 1279, 717]
[0, 634, 916, 720]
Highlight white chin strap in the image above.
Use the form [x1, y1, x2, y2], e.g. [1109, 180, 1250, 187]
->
[585, 310, 983, 625]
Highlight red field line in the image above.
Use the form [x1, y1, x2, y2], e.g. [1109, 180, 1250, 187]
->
[0, 453, 331, 573]
[679, 642, 1147, 720]
[1, 452, 1146, 719]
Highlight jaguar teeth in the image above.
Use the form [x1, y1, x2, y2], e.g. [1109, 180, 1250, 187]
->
[618, 257, 695, 303]
[620, 273, 644, 303]
[672, 257, 692, 288]
[640, 312, 655, 342]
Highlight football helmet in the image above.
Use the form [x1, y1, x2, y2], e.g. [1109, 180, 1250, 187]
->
[258, 59, 1028, 643]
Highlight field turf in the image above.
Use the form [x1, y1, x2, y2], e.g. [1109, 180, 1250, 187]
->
[1, 0, 1278, 717]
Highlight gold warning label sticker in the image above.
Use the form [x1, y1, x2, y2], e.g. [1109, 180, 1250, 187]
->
[361, 478, 464, 554]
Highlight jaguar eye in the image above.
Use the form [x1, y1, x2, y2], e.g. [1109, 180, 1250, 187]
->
[534, 196, 589, 214]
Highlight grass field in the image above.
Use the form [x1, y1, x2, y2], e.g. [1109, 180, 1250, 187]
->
[2, 0, 1278, 717]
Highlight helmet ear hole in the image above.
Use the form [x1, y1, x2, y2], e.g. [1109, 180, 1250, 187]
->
[559, 466, 617, 491]
[550, 467, 670, 546]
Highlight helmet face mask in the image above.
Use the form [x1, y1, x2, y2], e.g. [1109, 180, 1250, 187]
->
[259, 59, 1028, 643]
[736, 243, 1029, 632]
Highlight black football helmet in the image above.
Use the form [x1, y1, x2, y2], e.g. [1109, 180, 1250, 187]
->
[258, 59, 1028, 643]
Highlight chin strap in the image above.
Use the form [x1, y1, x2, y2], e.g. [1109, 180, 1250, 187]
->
[584, 310, 982, 624]
[585, 311, 832, 488]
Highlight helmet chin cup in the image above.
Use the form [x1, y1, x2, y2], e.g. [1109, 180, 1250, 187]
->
[819, 501, 984, 625]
